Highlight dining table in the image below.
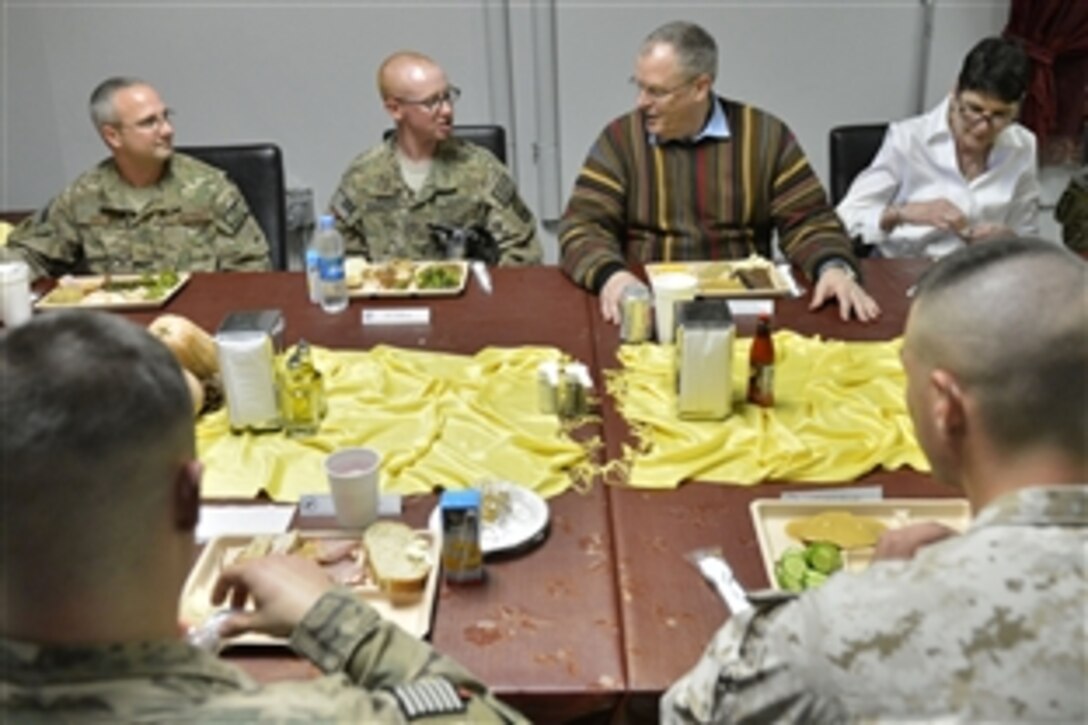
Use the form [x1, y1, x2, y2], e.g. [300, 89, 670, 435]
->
[56, 257, 944, 724]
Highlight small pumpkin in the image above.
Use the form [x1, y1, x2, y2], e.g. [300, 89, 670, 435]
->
[181, 367, 205, 416]
[149, 314, 219, 379]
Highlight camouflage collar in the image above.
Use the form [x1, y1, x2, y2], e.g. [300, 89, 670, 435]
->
[0, 636, 251, 690]
[94, 158, 182, 215]
[972, 485, 1088, 529]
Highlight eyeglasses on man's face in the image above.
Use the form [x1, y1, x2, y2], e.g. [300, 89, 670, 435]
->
[397, 86, 461, 113]
[630, 75, 697, 102]
[116, 108, 175, 133]
[955, 95, 1017, 130]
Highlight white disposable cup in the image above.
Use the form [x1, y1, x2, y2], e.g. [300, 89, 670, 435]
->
[0, 261, 32, 328]
[652, 272, 698, 344]
[324, 447, 381, 529]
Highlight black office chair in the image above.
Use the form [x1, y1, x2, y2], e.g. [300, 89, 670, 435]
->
[178, 143, 288, 270]
[828, 124, 888, 206]
[382, 125, 507, 165]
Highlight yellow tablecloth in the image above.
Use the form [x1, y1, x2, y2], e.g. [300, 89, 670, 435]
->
[197, 345, 589, 501]
[606, 331, 928, 488]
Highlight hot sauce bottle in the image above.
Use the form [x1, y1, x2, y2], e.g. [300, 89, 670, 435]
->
[747, 315, 775, 407]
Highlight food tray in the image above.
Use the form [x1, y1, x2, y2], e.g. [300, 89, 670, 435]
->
[646, 257, 791, 298]
[36, 272, 190, 310]
[750, 498, 971, 589]
[179, 530, 439, 646]
[345, 258, 468, 298]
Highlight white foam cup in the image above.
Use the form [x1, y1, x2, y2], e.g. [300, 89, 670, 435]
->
[651, 272, 698, 344]
[324, 447, 381, 529]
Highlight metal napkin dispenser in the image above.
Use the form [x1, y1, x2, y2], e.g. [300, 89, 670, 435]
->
[216, 310, 285, 432]
[675, 299, 735, 420]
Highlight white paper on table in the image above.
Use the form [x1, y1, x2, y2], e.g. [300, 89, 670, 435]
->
[196, 504, 295, 543]
[726, 298, 775, 317]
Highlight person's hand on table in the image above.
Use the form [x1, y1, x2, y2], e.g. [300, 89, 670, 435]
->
[211, 554, 335, 638]
[810, 266, 882, 322]
[872, 521, 959, 562]
[599, 270, 642, 324]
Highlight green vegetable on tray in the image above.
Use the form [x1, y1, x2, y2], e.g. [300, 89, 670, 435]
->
[774, 541, 844, 592]
[415, 264, 461, 290]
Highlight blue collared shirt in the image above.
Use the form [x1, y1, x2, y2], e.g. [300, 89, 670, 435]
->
[649, 97, 730, 146]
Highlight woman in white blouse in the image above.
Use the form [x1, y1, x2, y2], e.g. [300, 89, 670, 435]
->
[837, 37, 1041, 259]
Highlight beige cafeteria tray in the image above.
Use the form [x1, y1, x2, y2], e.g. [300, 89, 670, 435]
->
[180, 530, 439, 646]
[750, 498, 971, 589]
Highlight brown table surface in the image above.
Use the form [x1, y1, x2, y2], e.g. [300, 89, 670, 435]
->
[80, 260, 943, 723]
[109, 268, 624, 723]
[587, 259, 955, 720]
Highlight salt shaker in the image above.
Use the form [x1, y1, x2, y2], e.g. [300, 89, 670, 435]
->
[0, 261, 33, 328]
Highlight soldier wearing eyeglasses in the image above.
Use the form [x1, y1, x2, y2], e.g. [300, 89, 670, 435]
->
[3, 77, 271, 279]
[837, 37, 1044, 259]
[329, 51, 541, 266]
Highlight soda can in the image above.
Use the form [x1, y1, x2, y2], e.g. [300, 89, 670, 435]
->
[620, 284, 652, 343]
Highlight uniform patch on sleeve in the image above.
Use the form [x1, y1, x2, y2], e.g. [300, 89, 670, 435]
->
[220, 195, 248, 235]
[490, 174, 532, 223]
[489, 174, 516, 208]
[330, 189, 357, 220]
[387, 677, 467, 720]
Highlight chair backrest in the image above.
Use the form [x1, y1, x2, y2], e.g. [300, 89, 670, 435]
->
[828, 124, 889, 206]
[177, 143, 288, 270]
[382, 125, 507, 165]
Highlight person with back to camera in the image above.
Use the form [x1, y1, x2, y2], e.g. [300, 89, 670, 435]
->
[0, 309, 527, 723]
[329, 51, 541, 265]
[837, 37, 1043, 259]
[3, 76, 270, 279]
[561, 20, 881, 325]
[661, 236, 1086, 722]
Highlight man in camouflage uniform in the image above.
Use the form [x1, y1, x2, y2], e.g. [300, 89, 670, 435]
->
[0, 311, 525, 723]
[662, 237, 1087, 723]
[329, 51, 541, 265]
[3, 77, 270, 279]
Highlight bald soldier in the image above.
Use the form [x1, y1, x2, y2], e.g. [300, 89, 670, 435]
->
[4, 77, 270, 279]
[663, 238, 1087, 722]
[329, 51, 541, 264]
[0, 310, 526, 723]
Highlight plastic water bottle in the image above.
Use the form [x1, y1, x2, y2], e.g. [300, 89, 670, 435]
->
[314, 214, 347, 314]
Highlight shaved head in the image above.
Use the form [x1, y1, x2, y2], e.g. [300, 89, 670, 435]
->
[378, 50, 441, 100]
[906, 239, 1087, 461]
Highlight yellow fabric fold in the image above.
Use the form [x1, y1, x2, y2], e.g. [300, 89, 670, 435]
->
[606, 331, 929, 488]
[197, 345, 587, 501]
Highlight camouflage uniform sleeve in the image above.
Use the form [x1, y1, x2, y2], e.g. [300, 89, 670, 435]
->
[2, 195, 84, 280]
[290, 589, 527, 723]
[211, 180, 271, 271]
[483, 164, 541, 266]
[330, 179, 369, 258]
[660, 601, 846, 724]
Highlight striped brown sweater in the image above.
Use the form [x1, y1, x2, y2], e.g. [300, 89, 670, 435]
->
[559, 96, 857, 293]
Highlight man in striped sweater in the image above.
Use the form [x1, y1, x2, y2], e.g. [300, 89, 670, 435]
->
[560, 21, 880, 324]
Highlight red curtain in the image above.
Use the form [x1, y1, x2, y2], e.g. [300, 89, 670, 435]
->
[1004, 0, 1088, 163]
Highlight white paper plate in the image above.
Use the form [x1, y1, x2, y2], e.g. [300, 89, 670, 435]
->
[429, 481, 549, 554]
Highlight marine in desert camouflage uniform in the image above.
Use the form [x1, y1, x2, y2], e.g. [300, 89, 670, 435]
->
[0, 310, 524, 723]
[662, 237, 1087, 723]
[3, 76, 269, 279]
[329, 50, 540, 265]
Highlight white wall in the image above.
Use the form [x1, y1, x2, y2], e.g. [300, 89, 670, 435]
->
[1, 0, 1014, 261]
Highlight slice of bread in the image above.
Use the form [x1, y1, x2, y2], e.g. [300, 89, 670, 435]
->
[362, 521, 432, 604]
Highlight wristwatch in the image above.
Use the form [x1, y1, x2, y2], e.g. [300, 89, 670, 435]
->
[817, 258, 859, 282]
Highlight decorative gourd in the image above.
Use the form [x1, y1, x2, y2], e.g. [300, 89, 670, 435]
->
[149, 314, 219, 379]
[181, 368, 205, 416]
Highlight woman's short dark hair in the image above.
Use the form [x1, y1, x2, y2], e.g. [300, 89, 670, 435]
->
[957, 37, 1030, 103]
